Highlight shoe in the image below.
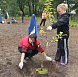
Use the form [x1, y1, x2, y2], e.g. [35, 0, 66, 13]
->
[60, 63, 66, 65]
[29, 56, 35, 61]
[23, 59, 27, 63]
[52, 60, 59, 62]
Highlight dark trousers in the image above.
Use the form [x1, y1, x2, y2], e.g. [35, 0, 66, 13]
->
[55, 38, 69, 64]
[22, 17, 23, 23]
[18, 46, 38, 58]
[40, 19, 46, 26]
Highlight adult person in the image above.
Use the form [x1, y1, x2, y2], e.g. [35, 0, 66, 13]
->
[0, 13, 2, 24]
[40, 10, 46, 27]
[18, 33, 52, 69]
[4, 11, 7, 23]
[47, 3, 70, 65]
[4, 10, 9, 23]
[20, 11, 23, 23]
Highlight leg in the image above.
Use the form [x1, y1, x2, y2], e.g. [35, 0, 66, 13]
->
[5, 19, 7, 23]
[40, 19, 43, 26]
[18, 46, 32, 58]
[43, 19, 46, 26]
[24, 49, 33, 58]
[62, 38, 69, 64]
[55, 39, 61, 62]
[30, 49, 38, 57]
[28, 49, 38, 61]
[22, 17, 23, 23]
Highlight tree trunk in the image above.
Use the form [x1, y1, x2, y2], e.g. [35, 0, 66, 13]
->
[28, 2, 31, 16]
[35, 5, 37, 15]
[32, 0, 34, 14]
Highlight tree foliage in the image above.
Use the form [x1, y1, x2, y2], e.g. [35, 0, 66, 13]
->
[72, 0, 78, 13]
[44, 0, 55, 25]
[8, 0, 19, 16]
[16, 0, 27, 15]
[0, 0, 78, 17]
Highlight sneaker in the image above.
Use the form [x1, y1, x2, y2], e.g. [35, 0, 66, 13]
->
[52, 60, 59, 63]
[29, 56, 35, 61]
[60, 63, 66, 65]
[23, 59, 27, 63]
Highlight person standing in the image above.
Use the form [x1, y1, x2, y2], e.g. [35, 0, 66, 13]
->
[4, 11, 7, 23]
[4, 10, 9, 23]
[0, 13, 2, 24]
[40, 10, 46, 27]
[20, 11, 24, 23]
[47, 3, 70, 65]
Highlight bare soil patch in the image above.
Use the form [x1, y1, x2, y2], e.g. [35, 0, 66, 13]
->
[0, 19, 78, 77]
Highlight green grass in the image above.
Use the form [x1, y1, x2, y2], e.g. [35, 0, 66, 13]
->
[2, 16, 78, 28]
[24, 16, 41, 20]
[69, 20, 78, 28]
[2, 16, 42, 20]
[8, 16, 42, 20]
[52, 19, 78, 28]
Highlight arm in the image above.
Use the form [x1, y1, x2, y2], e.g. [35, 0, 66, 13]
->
[35, 40, 52, 61]
[42, 52, 47, 58]
[21, 53, 25, 63]
[19, 53, 25, 69]
[52, 15, 68, 29]
[42, 52, 52, 61]
[47, 15, 68, 30]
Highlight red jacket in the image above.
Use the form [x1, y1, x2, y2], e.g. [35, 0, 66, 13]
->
[19, 36, 44, 53]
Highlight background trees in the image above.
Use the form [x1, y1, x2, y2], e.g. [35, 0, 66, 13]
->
[0, 0, 77, 18]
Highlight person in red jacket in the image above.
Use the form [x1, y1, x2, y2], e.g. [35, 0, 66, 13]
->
[18, 33, 52, 69]
[40, 10, 46, 27]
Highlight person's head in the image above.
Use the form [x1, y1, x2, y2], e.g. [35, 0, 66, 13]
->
[20, 11, 23, 14]
[29, 33, 36, 44]
[57, 3, 68, 15]
[43, 10, 45, 13]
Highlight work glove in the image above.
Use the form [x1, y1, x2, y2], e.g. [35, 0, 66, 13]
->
[19, 62, 23, 69]
[47, 26, 52, 30]
[46, 56, 52, 61]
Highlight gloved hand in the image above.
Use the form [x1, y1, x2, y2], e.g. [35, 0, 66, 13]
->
[19, 62, 23, 69]
[47, 26, 52, 30]
[46, 56, 52, 61]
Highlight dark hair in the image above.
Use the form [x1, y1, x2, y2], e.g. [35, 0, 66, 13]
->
[29, 33, 36, 41]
